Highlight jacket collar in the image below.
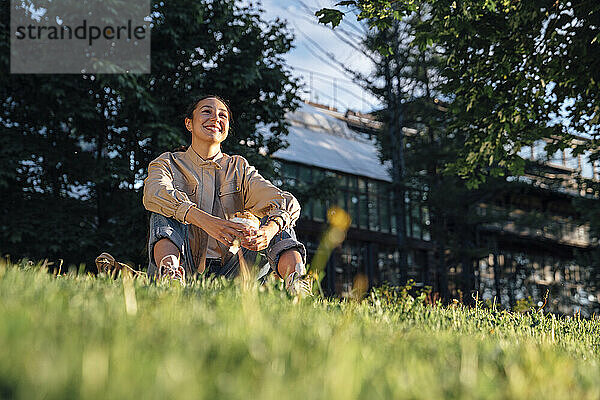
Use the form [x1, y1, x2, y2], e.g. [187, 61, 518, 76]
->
[185, 146, 223, 169]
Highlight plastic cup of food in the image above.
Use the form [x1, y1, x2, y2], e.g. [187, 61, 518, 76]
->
[228, 211, 260, 253]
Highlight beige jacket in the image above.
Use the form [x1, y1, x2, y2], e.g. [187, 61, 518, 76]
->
[143, 147, 301, 271]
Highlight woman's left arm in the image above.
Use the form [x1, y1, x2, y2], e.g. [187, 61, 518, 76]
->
[240, 158, 301, 251]
[242, 161, 301, 231]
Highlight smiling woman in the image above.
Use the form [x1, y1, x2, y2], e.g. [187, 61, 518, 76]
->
[184, 96, 232, 152]
[142, 95, 311, 295]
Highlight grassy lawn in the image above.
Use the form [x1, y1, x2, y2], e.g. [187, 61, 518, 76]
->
[0, 260, 599, 400]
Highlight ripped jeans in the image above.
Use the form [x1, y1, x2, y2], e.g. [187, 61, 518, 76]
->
[147, 212, 306, 279]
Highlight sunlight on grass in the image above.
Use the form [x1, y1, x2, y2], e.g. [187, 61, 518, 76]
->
[0, 260, 599, 399]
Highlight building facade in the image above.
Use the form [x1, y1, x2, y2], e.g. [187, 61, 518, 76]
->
[268, 102, 432, 296]
[268, 102, 599, 314]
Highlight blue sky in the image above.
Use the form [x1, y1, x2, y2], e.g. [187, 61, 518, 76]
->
[259, 0, 382, 113]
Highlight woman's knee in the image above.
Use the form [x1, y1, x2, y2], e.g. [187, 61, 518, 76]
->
[276, 248, 304, 278]
[153, 238, 180, 265]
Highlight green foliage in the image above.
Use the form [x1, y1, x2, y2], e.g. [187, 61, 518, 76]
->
[423, 0, 600, 187]
[318, 0, 600, 188]
[314, 8, 345, 28]
[319, 0, 600, 305]
[513, 296, 535, 313]
[361, 12, 514, 300]
[0, 0, 301, 267]
[1, 262, 600, 399]
[317, 0, 418, 30]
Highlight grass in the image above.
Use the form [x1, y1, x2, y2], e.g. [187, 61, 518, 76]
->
[1, 259, 600, 399]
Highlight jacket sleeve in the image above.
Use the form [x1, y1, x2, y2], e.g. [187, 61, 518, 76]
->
[142, 155, 195, 224]
[241, 158, 301, 230]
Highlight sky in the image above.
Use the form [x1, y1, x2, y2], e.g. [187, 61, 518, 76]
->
[258, 0, 382, 114]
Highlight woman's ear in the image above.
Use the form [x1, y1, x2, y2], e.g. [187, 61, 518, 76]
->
[184, 117, 192, 132]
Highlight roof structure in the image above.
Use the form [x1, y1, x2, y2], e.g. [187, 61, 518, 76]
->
[269, 102, 392, 182]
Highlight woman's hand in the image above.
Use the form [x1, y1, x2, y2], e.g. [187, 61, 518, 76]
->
[242, 220, 279, 251]
[186, 207, 253, 247]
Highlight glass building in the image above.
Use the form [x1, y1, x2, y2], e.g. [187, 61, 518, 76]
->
[263, 102, 599, 315]
[267, 102, 431, 296]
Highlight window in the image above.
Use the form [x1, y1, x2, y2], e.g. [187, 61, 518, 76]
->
[334, 241, 367, 295]
[350, 194, 359, 228]
[565, 148, 579, 170]
[548, 149, 564, 166]
[518, 145, 532, 160]
[405, 194, 412, 237]
[407, 249, 428, 282]
[280, 162, 298, 187]
[276, 161, 428, 236]
[377, 247, 400, 285]
[380, 192, 390, 233]
[422, 205, 431, 241]
[581, 152, 594, 178]
[304, 198, 314, 220]
[359, 193, 368, 229]
[337, 190, 347, 213]
[313, 198, 325, 221]
[411, 192, 422, 239]
[298, 164, 312, 183]
[532, 140, 547, 161]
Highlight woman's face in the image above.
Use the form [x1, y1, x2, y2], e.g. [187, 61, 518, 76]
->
[185, 97, 230, 146]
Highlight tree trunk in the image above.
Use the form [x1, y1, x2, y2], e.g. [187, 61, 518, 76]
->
[383, 52, 409, 285]
[492, 242, 502, 307]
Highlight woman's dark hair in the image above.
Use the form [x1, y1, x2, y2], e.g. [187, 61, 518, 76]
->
[173, 94, 233, 152]
[184, 94, 233, 125]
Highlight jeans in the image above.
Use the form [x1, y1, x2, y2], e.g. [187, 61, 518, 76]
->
[147, 212, 306, 279]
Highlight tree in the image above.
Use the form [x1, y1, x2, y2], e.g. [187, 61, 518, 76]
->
[309, 5, 496, 295]
[318, 0, 600, 306]
[364, 14, 515, 301]
[318, 0, 600, 188]
[0, 0, 300, 267]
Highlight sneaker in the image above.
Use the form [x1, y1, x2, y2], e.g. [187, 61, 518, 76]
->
[284, 263, 313, 297]
[95, 252, 118, 274]
[158, 255, 186, 285]
[95, 252, 141, 277]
